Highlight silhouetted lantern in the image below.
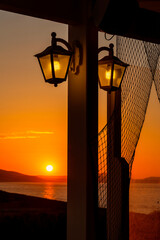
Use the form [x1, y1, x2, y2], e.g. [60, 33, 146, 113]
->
[98, 44, 129, 92]
[35, 32, 73, 87]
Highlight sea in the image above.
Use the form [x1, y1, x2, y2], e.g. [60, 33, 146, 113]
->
[0, 181, 160, 214]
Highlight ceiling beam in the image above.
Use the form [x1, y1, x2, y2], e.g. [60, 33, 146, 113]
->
[0, 0, 160, 43]
[0, 0, 82, 24]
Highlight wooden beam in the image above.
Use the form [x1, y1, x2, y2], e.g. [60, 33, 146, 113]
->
[67, 22, 98, 240]
[0, 0, 160, 43]
[0, 0, 81, 24]
[107, 89, 122, 240]
[138, 0, 160, 13]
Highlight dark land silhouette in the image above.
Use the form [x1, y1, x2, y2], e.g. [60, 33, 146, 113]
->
[99, 173, 160, 183]
[0, 169, 67, 182]
[0, 169, 159, 183]
[131, 177, 160, 183]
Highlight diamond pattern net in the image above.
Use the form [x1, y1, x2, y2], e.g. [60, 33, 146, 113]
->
[96, 36, 160, 239]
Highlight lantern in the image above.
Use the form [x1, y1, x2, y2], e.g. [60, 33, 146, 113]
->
[98, 44, 129, 92]
[35, 32, 73, 87]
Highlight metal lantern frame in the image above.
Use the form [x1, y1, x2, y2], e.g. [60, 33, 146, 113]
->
[35, 32, 73, 87]
[98, 44, 129, 92]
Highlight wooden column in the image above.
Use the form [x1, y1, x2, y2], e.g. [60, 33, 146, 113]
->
[67, 22, 98, 240]
[107, 88, 121, 159]
[107, 88, 129, 240]
[107, 88, 122, 240]
[121, 158, 129, 240]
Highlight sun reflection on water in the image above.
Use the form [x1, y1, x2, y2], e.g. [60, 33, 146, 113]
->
[43, 182, 55, 199]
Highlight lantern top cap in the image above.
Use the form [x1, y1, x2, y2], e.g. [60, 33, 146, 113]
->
[98, 54, 129, 67]
[34, 45, 72, 58]
[34, 32, 73, 58]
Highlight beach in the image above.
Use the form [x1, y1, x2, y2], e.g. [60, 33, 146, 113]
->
[130, 211, 160, 240]
[0, 190, 160, 239]
[0, 190, 67, 239]
[0, 190, 106, 239]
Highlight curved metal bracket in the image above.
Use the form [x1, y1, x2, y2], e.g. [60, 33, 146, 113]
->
[56, 38, 73, 52]
[98, 43, 114, 57]
[51, 32, 73, 52]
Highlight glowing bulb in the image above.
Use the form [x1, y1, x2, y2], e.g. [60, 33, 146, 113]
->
[105, 69, 116, 80]
[105, 70, 111, 80]
[47, 60, 60, 74]
[54, 60, 60, 71]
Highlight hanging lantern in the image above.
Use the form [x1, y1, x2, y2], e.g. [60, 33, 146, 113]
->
[35, 32, 73, 87]
[98, 44, 129, 92]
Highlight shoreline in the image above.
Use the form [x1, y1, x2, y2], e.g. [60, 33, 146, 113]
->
[0, 189, 67, 212]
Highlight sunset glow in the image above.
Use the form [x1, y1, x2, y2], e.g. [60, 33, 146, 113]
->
[0, 11, 159, 179]
[46, 165, 53, 172]
[0, 11, 68, 177]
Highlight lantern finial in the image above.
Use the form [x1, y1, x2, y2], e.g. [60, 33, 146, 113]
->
[109, 43, 114, 57]
[51, 32, 57, 46]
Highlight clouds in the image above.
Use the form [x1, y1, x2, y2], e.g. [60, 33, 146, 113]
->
[0, 131, 54, 140]
[26, 131, 54, 135]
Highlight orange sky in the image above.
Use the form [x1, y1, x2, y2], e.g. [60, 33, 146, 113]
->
[0, 10, 159, 178]
[131, 85, 160, 179]
[0, 11, 68, 176]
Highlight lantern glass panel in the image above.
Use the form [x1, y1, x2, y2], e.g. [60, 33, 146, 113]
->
[53, 54, 70, 79]
[98, 63, 112, 87]
[112, 64, 125, 88]
[39, 54, 52, 80]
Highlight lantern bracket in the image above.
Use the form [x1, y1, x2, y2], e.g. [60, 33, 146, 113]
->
[52, 32, 82, 75]
[51, 32, 73, 52]
[98, 43, 114, 57]
[70, 40, 83, 75]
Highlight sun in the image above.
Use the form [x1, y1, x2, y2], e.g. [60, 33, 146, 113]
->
[46, 165, 53, 172]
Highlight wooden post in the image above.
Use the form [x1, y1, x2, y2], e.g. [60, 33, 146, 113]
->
[107, 88, 122, 240]
[67, 22, 98, 240]
[121, 158, 129, 240]
[107, 88, 121, 159]
[107, 88, 129, 240]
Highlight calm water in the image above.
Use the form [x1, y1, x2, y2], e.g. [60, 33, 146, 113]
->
[129, 182, 160, 214]
[0, 182, 67, 202]
[0, 182, 160, 214]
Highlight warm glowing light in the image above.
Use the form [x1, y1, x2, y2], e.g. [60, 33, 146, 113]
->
[48, 63, 52, 72]
[46, 165, 53, 172]
[54, 60, 60, 71]
[105, 69, 115, 80]
[47, 61, 61, 73]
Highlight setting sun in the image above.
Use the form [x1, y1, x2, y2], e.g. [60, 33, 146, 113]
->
[46, 165, 53, 172]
